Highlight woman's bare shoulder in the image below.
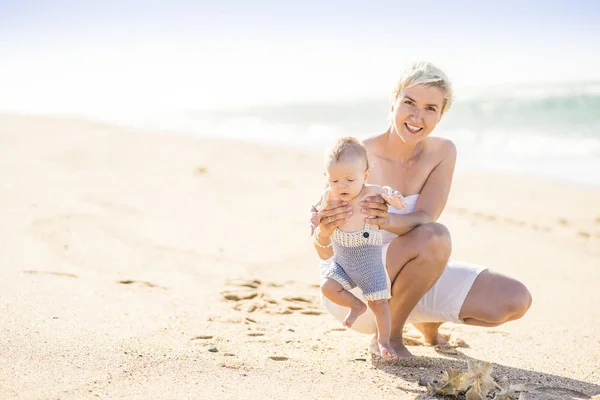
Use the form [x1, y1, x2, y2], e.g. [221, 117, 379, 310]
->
[363, 133, 388, 161]
[423, 137, 457, 161]
[363, 133, 387, 150]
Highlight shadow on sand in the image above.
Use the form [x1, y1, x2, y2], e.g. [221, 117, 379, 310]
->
[371, 345, 599, 400]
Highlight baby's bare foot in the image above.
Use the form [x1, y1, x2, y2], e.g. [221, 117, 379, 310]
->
[343, 302, 367, 328]
[379, 342, 397, 359]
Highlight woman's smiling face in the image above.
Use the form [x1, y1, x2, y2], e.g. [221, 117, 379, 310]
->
[391, 84, 445, 144]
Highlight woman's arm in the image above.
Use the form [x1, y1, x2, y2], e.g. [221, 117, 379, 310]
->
[413, 140, 457, 222]
[361, 140, 457, 236]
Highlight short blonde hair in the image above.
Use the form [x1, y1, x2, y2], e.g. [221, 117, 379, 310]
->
[391, 61, 453, 115]
[325, 136, 369, 170]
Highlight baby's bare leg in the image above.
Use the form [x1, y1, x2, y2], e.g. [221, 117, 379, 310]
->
[321, 278, 366, 328]
[368, 299, 397, 359]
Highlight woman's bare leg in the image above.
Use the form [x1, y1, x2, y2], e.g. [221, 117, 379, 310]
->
[410, 270, 533, 345]
[411, 322, 448, 345]
[385, 222, 452, 357]
[459, 270, 532, 326]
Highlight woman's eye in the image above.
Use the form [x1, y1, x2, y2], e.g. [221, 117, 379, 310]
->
[426, 107, 436, 112]
[404, 100, 414, 106]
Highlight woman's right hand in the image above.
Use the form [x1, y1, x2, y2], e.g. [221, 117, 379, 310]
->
[310, 200, 353, 237]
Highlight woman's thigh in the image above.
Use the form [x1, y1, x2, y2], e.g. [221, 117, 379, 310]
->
[459, 270, 532, 324]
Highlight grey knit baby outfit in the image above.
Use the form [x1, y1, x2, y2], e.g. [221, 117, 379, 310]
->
[325, 223, 390, 301]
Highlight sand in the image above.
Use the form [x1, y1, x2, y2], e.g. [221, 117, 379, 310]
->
[0, 114, 598, 399]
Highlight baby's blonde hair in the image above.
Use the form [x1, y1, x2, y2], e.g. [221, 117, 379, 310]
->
[391, 61, 453, 115]
[325, 136, 369, 170]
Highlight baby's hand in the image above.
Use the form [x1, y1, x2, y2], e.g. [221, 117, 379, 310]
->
[381, 187, 408, 212]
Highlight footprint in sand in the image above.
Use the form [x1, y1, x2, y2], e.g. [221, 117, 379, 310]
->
[247, 332, 265, 337]
[223, 290, 258, 301]
[300, 310, 323, 315]
[118, 280, 167, 290]
[190, 335, 213, 340]
[22, 270, 78, 278]
[504, 217, 526, 227]
[221, 279, 261, 304]
[558, 218, 570, 226]
[487, 330, 509, 336]
[221, 279, 323, 316]
[577, 231, 592, 239]
[195, 166, 209, 175]
[225, 278, 261, 289]
[283, 296, 313, 303]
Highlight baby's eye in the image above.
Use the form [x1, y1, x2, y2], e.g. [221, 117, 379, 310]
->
[348, 179, 354, 182]
[331, 180, 338, 183]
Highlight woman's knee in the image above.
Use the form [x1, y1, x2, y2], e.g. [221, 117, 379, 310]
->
[487, 281, 532, 323]
[415, 222, 452, 266]
[504, 281, 532, 321]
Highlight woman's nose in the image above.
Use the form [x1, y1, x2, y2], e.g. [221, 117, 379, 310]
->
[410, 108, 421, 120]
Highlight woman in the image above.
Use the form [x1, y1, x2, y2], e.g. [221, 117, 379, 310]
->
[311, 61, 532, 358]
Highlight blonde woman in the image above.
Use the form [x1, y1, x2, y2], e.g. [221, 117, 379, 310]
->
[311, 62, 532, 358]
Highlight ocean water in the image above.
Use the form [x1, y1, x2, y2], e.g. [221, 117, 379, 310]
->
[115, 81, 600, 188]
[3, 80, 600, 187]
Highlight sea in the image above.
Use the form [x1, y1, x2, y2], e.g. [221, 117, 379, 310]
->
[101, 80, 600, 188]
[4, 80, 600, 188]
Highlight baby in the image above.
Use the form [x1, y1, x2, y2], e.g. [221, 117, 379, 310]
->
[314, 136, 406, 359]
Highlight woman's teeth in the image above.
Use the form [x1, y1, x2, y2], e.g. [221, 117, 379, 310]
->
[405, 123, 423, 133]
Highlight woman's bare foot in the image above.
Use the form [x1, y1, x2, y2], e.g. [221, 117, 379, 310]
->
[343, 302, 367, 327]
[379, 342, 397, 359]
[370, 335, 414, 358]
[390, 337, 414, 358]
[412, 322, 449, 345]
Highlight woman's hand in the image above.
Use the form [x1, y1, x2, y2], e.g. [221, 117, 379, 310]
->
[360, 195, 391, 229]
[310, 200, 352, 237]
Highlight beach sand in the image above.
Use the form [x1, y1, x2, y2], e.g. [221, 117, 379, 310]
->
[0, 114, 599, 399]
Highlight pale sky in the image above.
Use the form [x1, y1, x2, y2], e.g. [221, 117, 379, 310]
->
[1, 0, 599, 113]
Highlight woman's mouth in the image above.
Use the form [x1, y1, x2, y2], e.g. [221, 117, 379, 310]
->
[404, 123, 423, 134]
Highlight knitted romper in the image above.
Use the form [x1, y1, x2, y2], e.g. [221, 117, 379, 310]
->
[324, 223, 390, 301]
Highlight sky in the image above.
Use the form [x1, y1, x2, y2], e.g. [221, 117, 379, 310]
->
[1, 0, 599, 114]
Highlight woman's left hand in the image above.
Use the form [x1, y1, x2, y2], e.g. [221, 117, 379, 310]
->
[360, 195, 390, 229]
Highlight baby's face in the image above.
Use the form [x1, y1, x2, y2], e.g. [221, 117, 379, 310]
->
[326, 158, 368, 201]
